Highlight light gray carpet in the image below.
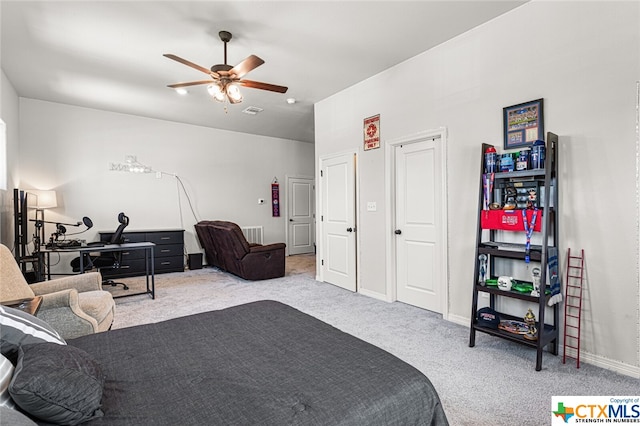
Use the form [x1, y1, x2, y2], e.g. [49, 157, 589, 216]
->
[108, 255, 639, 426]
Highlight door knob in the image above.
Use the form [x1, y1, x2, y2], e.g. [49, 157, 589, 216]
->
[289, 219, 294, 222]
[395, 229, 402, 235]
[346, 227, 353, 232]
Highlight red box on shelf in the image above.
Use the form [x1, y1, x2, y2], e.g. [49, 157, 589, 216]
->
[480, 209, 542, 232]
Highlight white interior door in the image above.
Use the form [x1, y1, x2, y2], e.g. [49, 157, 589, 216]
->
[320, 153, 356, 292]
[287, 177, 314, 255]
[395, 138, 443, 312]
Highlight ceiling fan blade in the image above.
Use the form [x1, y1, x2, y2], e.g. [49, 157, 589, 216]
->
[167, 80, 212, 88]
[163, 54, 211, 75]
[230, 55, 264, 79]
[239, 79, 288, 93]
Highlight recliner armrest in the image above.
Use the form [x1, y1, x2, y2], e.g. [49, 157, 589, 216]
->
[248, 243, 286, 253]
[30, 272, 103, 295]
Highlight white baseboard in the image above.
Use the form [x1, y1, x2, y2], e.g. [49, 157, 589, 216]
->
[447, 313, 469, 327]
[562, 347, 640, 378]
[358, 287, 391, 302]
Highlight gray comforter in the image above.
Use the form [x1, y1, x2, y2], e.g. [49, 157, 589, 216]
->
[66, 300, 448, 425]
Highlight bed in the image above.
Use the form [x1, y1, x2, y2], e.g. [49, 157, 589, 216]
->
[8, 300, 449, 425]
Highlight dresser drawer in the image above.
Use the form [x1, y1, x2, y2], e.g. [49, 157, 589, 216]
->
[155, 243, 183, 258]
[121, 233, 147, 243]
[146, 231, 184, 245]
[155, 256, 184, 271]
[119, 248, 146, 261]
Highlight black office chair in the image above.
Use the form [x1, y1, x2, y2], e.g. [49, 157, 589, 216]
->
[70, 212, 130, 290]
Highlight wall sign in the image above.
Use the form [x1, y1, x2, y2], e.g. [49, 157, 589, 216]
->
[363, 114, 381, 151]
[271, 179, 280, 217]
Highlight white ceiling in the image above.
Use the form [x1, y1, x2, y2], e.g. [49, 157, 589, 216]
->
[1, 1, 527, 143]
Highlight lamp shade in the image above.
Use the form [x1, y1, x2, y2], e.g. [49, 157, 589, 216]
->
[31, 190, 57, 209]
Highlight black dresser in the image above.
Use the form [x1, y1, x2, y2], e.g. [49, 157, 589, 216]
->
[99, 229, 184, 278]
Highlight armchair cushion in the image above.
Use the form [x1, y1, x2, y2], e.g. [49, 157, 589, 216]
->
[9, 343, 105, 425]
[0, 306, 65, 364]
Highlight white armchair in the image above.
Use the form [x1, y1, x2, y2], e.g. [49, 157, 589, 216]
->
[0, 244, 115, 339]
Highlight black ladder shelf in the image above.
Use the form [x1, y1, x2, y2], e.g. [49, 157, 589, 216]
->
[469, 132, 560, 371]
[563, 248, 585, 368]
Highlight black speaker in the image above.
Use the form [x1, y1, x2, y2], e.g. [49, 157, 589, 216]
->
[188, 253, 203, 270]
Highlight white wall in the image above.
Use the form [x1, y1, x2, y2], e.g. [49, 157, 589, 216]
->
[0, 69, 20, 246]
[17, 98, 314, 269]
[315, 1, 640, 374]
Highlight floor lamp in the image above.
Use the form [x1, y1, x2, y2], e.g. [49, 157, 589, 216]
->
[30, 190, 58, 252]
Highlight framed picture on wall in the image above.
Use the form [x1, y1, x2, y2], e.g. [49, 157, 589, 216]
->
[503, 98, 544, 149]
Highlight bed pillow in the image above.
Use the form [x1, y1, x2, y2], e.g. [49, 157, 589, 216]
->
[9, 343, 105, 425]
[0, 354, 16, 409]
[0, 305, 66, 364]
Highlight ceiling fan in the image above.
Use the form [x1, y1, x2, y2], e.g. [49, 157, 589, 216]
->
[164, 30, 288, 104]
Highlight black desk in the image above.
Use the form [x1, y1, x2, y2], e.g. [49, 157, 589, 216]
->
[37, 242, 155, 299]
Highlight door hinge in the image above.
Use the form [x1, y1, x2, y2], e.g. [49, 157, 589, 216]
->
[321, 215, 323, 221]
[320, 170, 323, 177]
[321, 259, 324, 265]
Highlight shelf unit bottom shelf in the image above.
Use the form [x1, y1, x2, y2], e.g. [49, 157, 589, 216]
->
[471, 312, 558, 351]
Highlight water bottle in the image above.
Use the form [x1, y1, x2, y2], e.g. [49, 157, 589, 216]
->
[484, 146, 498, 173]
[531, 140, 546, 169]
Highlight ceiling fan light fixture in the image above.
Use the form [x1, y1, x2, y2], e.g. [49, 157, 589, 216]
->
[207, 83, 226, 102]
[226, 83, 243, 103]
[165, 30, 287, 108]
[175, 88, 188, 95]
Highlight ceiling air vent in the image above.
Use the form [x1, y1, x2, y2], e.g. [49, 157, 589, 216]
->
[242, 106, 264, 115]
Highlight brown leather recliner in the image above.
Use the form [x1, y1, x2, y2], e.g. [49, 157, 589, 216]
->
[195, 221, 286, 280]
[194, 221, 224, 269]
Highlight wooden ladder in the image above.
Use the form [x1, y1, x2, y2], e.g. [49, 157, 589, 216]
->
[562, 248, 585, 368]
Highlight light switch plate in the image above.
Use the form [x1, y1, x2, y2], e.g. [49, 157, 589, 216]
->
[367, 201, 377, 212]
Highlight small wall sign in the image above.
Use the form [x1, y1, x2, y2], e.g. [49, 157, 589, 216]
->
[363, 114, 381, 151]
[271, 179, 280, 217]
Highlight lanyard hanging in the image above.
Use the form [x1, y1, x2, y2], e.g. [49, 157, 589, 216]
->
[522, 207, 538, 263]
[483, 173, 494, 213]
